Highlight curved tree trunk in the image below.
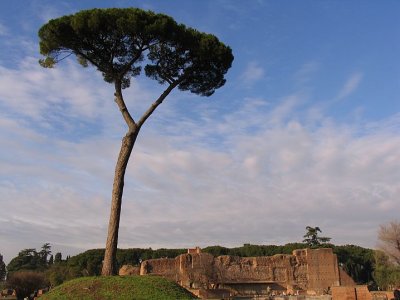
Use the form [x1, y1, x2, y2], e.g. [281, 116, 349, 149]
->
[101, 130, 138, 275]
[101, 80, 139, 276]
[101, 80, 178, 276]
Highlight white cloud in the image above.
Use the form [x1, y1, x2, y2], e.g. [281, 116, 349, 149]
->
[240, 62, 265, 86]
[336, 72, 363, 100]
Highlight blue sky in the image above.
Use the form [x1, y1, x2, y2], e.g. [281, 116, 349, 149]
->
[0, 0, 399, 263]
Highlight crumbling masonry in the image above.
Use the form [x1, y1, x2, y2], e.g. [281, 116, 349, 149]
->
[120, 247, 355, 297]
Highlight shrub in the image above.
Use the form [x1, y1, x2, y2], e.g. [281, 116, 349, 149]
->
[6, 271, 48, 299]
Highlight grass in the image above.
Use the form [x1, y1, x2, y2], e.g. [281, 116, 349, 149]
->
[40, 275, 197, 300]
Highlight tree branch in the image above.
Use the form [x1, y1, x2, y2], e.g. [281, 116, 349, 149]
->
[119, 46, 145, 77]
[137, 80, 180, 129]
[118, 40, 158, 76]
[76, 50, 102, 70]
[114, 80, 137, 132]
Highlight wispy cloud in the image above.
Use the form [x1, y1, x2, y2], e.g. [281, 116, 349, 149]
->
[293, 61, 320, 86]
[240, 61, 265, 86]
[336, 72, 363, 100]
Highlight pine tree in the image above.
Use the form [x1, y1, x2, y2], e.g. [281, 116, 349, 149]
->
[48, 254, 54, 265]
[303, 226, 331, 247]
[39, 7, 233, 275]
[0, 253, 6, 281]
[54, 252, 62, 264]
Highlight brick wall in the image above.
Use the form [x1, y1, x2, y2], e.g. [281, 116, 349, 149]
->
[304, 248, 340, 294]
[331, 286, 357, 300]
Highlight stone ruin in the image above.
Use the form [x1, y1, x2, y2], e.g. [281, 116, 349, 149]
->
[120, 247, 357, 298]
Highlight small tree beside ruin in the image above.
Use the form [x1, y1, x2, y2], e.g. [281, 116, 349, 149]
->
[372, 221, 400, 290]
[38, 8, 233, 275]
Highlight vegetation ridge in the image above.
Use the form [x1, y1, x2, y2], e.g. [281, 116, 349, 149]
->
[40, 276, 196, 300]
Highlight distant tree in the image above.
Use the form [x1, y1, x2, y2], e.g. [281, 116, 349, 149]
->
[202, 246, 230, 257]
[373, 250, 396, 290]
[202, 243, 313, 258]
[334, 245, 374, 284]
[373, 263, 400, 291]
[54, 253, 62, 264]
[6, 271, 48, 299]
[0, 253, 6, 281]
[7, 249, 41, 273]
[378, 221, 400, 265]
[39, 243, 51, 265]
[67, 249, 105, 276]
[375, 250, 391, 268]
[62, 248, 188, 276]
[374, 222, 400, 290]
[303, 226, 331, 248]
[48, 255, 54, 265]
[38, 8, 233, 275]
[45, 263, 81, 287]
[46, 264, 67, 287]
[7, 245, 53, 273]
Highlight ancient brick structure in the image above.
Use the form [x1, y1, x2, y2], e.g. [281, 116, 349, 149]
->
[133, 247, 355, 297]
[187, 246, 201, 254]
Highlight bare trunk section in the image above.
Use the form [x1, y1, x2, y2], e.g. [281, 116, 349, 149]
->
[101, 130, 138, 275]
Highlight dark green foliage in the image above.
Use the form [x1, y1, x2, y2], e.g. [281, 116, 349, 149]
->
[67, 249, 105, 276]
[39, 243, 51, 265]
[373, 265, 400, 290]
[202, 245, 230, 256]
[373, 250, 400, 290]
[203, 243, 309, 257]
[7, 244, 53, 274]
[303, 226, 331, 247]
[334, 245, 375, 284]
[0, 253, 6, 281]
[54, 253, 62, 264]
[45, 263, 81, 287]
[38, 8, 233, 95]
[40, 276, 195, 300]
[66, 248, 187, 277]
[8, 249, 44, 273]
[6, 271, 48, 299]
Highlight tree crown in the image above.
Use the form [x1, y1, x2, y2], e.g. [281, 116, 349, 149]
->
[38, 8, 233, 96]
